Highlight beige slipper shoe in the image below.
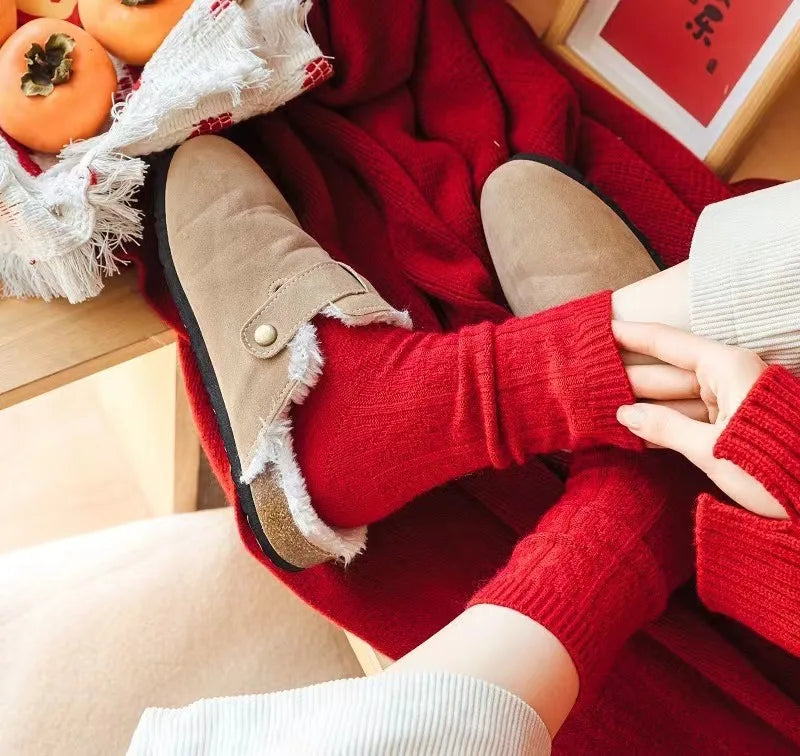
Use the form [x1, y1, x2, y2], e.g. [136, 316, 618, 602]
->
[154, 136, 410, 570]
[481, 155, 662, 317]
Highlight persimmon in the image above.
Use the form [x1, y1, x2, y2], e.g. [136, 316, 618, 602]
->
[0, 19, 117, 153]
[0, 0, 14, 47]
[78, 0, 193, 66]
[17, 0, 80, 24]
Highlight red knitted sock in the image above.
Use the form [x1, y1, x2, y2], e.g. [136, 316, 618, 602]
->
[469, 447, 707, 701]
[292, 292, 641, 529]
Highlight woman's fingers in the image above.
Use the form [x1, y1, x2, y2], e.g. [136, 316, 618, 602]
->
[648, 398, 709, 423]
[616, 402, 718, 467]
[612, 321, 721, 372]
[638, 400, 709, 447]
[626, 364, 700, 400]
[620, 350, 662, 367]
[706, 458, 789, 520]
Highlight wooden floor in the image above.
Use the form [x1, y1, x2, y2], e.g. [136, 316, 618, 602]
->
[2, 1, 799, 553]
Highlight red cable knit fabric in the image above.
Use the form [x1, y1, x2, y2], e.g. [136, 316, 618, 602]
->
[470, 448, 706, 702]
[133, 0, 800, 750]
[714, 366, 800, 521]
[298, 293, 639, 528]
[696, 367, 800, 657]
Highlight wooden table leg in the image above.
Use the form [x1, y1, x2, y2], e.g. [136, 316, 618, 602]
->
[344, 631, 394, 676]
[95, 343, 200, 517]
[173, 358, 200, 513]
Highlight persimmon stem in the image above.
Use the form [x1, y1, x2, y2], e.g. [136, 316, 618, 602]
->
[21, 33, 75, 97]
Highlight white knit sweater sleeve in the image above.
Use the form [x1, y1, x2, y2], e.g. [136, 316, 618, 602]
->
[689, 179, 800, 372]
[126, 670, 551, 756]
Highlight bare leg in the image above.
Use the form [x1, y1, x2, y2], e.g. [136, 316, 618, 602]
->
[611, 261, 690, 329]
[610, 262, 690, 366]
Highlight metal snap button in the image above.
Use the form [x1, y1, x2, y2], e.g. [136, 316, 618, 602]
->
[254, 323, 278, 347]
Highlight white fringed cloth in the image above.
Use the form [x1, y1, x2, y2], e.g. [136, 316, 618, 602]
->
[0, 0, 330, 303]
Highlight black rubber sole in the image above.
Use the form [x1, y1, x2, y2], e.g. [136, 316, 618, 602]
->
[512, 153, 665, 271]
[151, 149, 300, 573]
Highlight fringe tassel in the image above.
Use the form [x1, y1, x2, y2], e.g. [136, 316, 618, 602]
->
[0, 243, 104, 302]
[0, 153, 146, 302]
[87, 153, 148, 272]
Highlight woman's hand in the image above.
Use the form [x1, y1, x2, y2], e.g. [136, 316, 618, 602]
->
[613, 321, 788, 520]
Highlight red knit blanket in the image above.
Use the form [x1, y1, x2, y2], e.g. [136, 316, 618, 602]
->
[133, 1, 800, 751]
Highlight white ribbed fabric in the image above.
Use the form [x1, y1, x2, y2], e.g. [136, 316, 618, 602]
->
[690, 179, 800, 373]
[126, 671, 551, 756]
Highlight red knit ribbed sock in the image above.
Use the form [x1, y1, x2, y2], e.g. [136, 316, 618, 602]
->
[292, 292, 641, 529]
[469, 447, 707, 702]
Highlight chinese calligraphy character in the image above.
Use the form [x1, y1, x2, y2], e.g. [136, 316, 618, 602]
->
[687, 0, 731, 74]
[686, 4, 725, 47]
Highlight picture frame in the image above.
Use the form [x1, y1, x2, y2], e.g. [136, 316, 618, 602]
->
[544, 0, 800, 176]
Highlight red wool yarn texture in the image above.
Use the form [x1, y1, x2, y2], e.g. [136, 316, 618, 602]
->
[132, 1, 800, 751]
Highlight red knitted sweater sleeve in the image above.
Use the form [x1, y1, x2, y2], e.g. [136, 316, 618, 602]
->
[294, 291, 642, 529]
[696, 367, 800, 656]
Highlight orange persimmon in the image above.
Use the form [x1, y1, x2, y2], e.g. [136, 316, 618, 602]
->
[0, 19, 117, 153]
[78, 0, 193, 66]
[16, 0, 80, 23]
[0, 0, 15, 48]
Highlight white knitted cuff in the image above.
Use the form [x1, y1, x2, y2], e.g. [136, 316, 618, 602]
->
[128, 671, 552, 755]
[690, 180, 800, 373]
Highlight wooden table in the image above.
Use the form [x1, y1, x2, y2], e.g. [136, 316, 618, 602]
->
[0, 270, 172, 410]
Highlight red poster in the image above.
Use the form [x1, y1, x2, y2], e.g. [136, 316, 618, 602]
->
[601, 0, 793, 125]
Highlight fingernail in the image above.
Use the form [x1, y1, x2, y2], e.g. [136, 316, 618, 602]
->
[617, 405, 644, 429]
